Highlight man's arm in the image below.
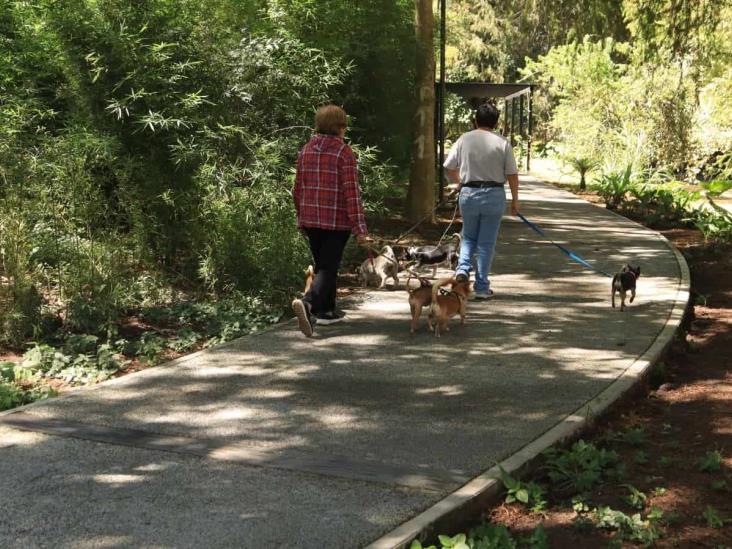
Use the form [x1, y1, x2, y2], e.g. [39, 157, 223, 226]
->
[507, 173, 519, 216]
[446, 168, 461, 187]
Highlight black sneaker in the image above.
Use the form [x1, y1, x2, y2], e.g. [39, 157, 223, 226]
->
[455, 272, 469, 283]
[292, 299, 314, 337]
[314, 310, 346, 326]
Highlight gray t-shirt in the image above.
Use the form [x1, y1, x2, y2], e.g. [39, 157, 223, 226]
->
[443, 129, 518, 184]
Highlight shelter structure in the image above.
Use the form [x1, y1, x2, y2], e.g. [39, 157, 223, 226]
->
[435, 82, 535, 201]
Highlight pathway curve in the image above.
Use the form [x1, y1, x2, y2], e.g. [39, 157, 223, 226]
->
[0, 177, 687, 549]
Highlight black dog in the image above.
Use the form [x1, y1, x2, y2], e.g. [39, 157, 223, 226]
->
[403, 234, 461, 278]
[611, 264, 641, 311]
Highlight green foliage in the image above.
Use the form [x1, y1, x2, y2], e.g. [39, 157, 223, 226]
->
[571, 494, 592, 514]
[593, 165, 635, 209]
[698, 450, 724, 473]
[17, 342, 121, 385]
[465, 522, 518, 549]
[410, 522, 549, 549]
[0, 380, 24, 411]
[0, 0, 401, 352]
[615, 426, 647, 446]
[497, 468, 547, 512]
[522, 6, 732, 176]
[0, 378, 56, 411]
[594, 506, 661, 545]
[623, 484, 648, 510]
[702, 180, 732, 197]
[711, 479, 729, 492]
[167, 328, 200, 353]
[135, 333, 167, 366]
[702, 506, 728, 528]
[438, 534, 469, 549]
[542, 440, 619, 493]
[593, 166, 732, 240]
[566, 157, 597, 190]
[0, 211, 42, 347]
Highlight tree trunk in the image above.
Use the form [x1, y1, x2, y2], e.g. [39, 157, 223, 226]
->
[406, 0, 436, 223]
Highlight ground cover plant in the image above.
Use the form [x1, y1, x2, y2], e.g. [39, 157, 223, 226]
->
[591, 167, 732, 241]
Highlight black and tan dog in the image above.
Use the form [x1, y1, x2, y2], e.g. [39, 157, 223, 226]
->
[403, 234, 461, 278]
[611, 264, 641, 311]
[428, 276, 470, 337]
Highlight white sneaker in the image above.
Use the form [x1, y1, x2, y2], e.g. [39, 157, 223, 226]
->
[313, 311, 346, 325]
[472, 290, 495, 300]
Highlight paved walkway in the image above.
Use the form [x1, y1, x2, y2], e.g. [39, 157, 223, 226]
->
[0, 178, 685, 549]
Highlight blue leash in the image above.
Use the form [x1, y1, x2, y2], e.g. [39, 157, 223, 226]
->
[517, 213, 613, 278]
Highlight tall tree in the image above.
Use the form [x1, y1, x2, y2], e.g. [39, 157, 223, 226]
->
[406, 0, 436, 223]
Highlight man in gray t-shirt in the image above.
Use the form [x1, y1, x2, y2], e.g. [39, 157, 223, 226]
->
[444, 103, 520, 298]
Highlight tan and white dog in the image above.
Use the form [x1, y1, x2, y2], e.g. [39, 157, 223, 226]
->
[358, 245, 399, 288]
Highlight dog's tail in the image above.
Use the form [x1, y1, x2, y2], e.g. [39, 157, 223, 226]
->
[303, 265, 315, 295]
[430, 277, 454, 314]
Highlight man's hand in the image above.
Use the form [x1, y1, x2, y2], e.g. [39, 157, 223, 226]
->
[356, 234, 374, 247]
[510, 198, 520, 217]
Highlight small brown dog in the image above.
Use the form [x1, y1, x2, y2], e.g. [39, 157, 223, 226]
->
[407, 275, 433, 333]
[611, 264, 641, 311]
[428, 277, 470, 337]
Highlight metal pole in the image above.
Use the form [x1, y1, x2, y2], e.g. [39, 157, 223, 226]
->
[438, 0, 447, 203]
[527, 86, 533, 172]
[519, 94, 524, 170]
[503, 99, 508, 136]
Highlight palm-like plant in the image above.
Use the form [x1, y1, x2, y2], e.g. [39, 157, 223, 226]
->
[567, 156, 598, 191]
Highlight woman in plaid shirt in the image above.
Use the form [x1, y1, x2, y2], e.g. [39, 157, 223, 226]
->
[291, 105, 371, 337]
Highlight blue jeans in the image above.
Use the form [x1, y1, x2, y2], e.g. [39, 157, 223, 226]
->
[456, 187, 506, 292]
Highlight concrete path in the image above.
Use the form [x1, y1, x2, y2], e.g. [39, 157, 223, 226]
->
[0, 178, 686, 549]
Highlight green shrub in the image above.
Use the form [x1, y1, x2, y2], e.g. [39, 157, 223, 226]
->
[594, 506, 661, 545]
[497, 468, 547, 512]
[0, 212, 42, 347]
[542, 440, 619, 493]
[566, 156, 597, 191]
[0, 381, 24, 411]
[593, 165, 635, 209]
[698, 450, 724, 473]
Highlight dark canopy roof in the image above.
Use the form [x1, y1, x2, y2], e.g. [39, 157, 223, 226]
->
[444, 82, 533, 101]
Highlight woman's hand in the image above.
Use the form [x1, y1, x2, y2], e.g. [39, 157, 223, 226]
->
[356, 234, 374, 247]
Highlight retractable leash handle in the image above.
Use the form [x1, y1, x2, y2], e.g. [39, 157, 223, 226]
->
[517, 213, 613, 278]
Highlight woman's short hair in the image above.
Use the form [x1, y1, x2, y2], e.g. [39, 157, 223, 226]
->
[475, 103, 500, 129]
[315, 105, 348, 135]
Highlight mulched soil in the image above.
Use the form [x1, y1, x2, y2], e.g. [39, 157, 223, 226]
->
[453, 193, 732, 547]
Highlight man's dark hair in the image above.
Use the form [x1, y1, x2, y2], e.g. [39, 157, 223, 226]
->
[475, 103, 500, 129]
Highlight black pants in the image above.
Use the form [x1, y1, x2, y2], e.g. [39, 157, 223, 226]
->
[302, 228, 351, 315]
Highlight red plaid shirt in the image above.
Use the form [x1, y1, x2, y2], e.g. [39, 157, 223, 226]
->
[293, 134, 368, 236]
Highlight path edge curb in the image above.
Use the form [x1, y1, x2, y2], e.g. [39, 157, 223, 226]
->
[364, 203, 691, 549]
